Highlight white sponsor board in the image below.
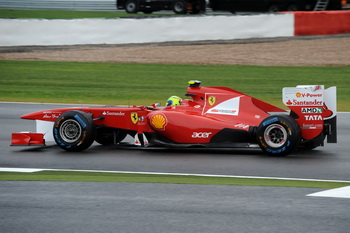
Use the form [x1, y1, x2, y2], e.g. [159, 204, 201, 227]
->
[283, 85, 324, 106]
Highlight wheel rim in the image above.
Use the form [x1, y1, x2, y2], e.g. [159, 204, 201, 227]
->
[127, 3, 136, 12]
[60, 119, 82, 143]
[264, 124, 287, 148]
[174, 3, 184, 12]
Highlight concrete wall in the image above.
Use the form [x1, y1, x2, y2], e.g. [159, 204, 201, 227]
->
[1, 11, 349, 47]
[0, 14, 294, 46]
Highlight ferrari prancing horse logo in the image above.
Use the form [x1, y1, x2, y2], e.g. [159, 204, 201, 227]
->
[131, 112, 138, 124]
[208, 96, 216, 106]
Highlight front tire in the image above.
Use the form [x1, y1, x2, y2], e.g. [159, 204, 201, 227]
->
[53, 110, 95, 152]
[257, 115, 301, 156]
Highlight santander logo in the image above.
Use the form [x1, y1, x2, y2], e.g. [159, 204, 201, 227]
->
[285, 99, 323, 106]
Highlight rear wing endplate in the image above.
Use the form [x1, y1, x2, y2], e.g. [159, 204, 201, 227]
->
[282, 85, 337, 143]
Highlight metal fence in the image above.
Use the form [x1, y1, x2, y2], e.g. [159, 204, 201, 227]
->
[0, 0, 117, 11]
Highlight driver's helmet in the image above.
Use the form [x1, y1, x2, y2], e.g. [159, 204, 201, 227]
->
[166, 96, 182, 106]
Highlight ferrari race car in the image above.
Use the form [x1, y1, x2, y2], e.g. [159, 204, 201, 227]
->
[11, 81, 337, 156]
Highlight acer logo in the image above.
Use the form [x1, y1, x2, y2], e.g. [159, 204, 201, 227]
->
[192, 132, 212, 138]
[305, 115, 323, 121]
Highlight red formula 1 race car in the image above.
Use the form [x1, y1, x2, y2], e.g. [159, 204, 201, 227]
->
[11, 81, 337, 156]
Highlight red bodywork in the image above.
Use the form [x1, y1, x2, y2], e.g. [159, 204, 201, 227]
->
[11, 133, 45, 146]
[11, 81, 337, 154]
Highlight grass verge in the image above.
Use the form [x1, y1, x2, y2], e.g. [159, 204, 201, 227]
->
[1, 60, 349, 110]
[0, 171, 349, 189]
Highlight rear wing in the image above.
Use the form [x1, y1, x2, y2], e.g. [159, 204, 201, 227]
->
[282, 85, 337, 143]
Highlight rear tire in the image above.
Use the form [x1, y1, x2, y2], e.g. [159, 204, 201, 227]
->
[257, 115, 301, 156]
[53, 110, 95, 152]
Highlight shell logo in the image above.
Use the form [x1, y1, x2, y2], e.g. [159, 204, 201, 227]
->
[151, 114, 167, 131]
[296, 92, 301, 98]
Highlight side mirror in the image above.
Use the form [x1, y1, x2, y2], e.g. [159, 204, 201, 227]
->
[152, 103, 161, 108]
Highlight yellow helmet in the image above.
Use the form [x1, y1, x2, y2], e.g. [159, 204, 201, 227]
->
[166, 96, 182, 106]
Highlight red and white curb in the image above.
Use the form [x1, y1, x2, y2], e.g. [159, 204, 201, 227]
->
[1, 167, 350, 198]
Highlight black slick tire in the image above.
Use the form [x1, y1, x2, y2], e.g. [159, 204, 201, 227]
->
[53, 110, 95, 152]
[256, 115, 301, 156]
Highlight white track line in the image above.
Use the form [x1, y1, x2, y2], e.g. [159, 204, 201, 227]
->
[3, 167, 350, 198]
[1, 167, 350, 183]
[0, 168, 45, 173]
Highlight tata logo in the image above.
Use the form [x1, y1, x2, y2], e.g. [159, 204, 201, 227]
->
[301, 108, 323, 114]
[192, 132, 212, 138]
[305, 115, 323, 121]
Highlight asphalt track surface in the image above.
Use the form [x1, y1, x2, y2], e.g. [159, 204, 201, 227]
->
[1, 102, 350, 233]
[1, 181, 349, 233]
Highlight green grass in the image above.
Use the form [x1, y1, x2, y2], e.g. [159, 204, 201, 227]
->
[1, 60, 349, 110]
[1, 171, 349, 189]
[0, 8, 168, 19]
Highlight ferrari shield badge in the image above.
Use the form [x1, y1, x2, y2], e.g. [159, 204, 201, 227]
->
[208, 96, 216, 106]
[131, 112, 138, 124]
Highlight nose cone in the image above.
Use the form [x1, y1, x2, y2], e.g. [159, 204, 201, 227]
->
[20, 109, 64, 121]
[21, 111, 43, 120]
